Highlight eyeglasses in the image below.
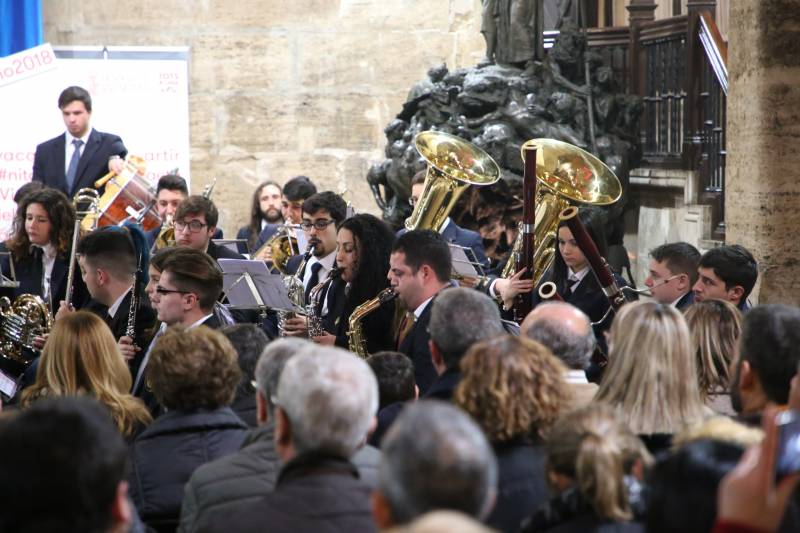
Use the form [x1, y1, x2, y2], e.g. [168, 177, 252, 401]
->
[300, 219, 336, 231]
[155, 285, 191, 296]
[175, 220, 208, 233]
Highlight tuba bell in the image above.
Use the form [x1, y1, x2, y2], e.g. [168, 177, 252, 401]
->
[405, 131, 501, 232]
[502, 139, 622, 286]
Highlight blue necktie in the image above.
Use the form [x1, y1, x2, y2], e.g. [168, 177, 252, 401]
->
[65, 139, 83, 191]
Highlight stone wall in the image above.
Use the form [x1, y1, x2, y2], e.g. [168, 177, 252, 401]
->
[42, 0, 484, 234]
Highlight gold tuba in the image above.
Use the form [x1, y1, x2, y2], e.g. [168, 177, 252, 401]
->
[0, 294, 53, 364]
[501, 139, 622, 286]
[347, 288, 398, 358]
[405, 131, 501, 232]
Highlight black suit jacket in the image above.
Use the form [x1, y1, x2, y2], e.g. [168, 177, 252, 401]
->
[398, 220, 490, 271]
[0, 245, 89, 311]
[399, 298, 438, 394]
[32, 129, 127, 197]
[676, 291, 694, 311]
[207, 240, 246, 261]
[236, 223, 279, 255]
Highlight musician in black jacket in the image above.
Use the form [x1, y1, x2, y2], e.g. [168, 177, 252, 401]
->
[0, 187, 89, 310]
[174, 195, 244, 261]
[312, 214, 397, 355]
[388, 230, 453, 394]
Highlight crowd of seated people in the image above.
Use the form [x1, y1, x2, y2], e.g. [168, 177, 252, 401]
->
[2, 174, 800, 533]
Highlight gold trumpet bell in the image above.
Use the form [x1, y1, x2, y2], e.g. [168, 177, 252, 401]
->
[521, 138, 622, 206]
[405, 131, 501, 232]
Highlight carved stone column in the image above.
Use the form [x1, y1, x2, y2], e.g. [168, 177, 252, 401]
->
[726, 0, 800, 304]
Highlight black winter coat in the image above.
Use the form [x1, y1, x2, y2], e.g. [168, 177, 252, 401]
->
[128, 407, 248, 533]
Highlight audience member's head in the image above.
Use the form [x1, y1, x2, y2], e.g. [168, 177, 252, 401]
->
[281, 175, 317, 224]
[221, 324, 269, 406]
[148, 326, 241, 412]
[374, 400, 498, 528]
[684, 299, 742, 398]
[156, 247, 223, 323]
[646, 439, 745, 533]
[367, 351, 417, 411]
[154, 174, 188, 221]
[545, 404, 652, 524]
[21, 311, 151, 438]
[455, 335, 567, 444]
[174, 195, 219, 251]
[672, 416, 764, 450]
[646, 242, 701, 304]
[389, 230, 452, 310]
[693, 245, 758, 306]
[253, 337, 310, 424]
[0, 396, 131, 533]
[731, 304, 800, 415]
[522, 301, 595, 371]
[275, 345, 378, 460]
[428, 288, 504, 375]
[596, 301, 707, 435]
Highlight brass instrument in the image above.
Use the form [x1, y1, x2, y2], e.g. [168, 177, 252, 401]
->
[0, 294, 53, 365]
[278, 244, 315, 336]
[505, 139, 622, 288]
[253, 223, 302, 274]
[307, 267, 339, 339]
[405, 131, 500, 232]
[151, 213, 175, 252]
[65, 189, 100, 309]
[347, 288, 398, 358]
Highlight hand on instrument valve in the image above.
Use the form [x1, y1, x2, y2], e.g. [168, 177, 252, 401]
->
[495, 268, 534, 310]
[254, 246, 273, 263]
[32, 333, 49, 351]
[283, 315, 309, 337]
[55, 300, 75, 321]
[118, 336, 140, 362]
[312, 333, 336, 346]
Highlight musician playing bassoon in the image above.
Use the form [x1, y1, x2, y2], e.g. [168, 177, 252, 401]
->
[0, 187, 90, 311]
[311, 213, 397, 354]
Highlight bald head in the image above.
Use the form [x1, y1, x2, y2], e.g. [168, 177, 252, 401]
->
[522, 302, 595, 370]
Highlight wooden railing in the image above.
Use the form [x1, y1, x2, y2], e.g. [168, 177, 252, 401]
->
[585, 9, 728, 237]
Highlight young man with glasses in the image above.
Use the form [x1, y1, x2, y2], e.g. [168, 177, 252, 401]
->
[283, 191, 347, 338]
[132, 248, 225, 403]
[174, 195, 245, 261]
[645, 241, 701, 310]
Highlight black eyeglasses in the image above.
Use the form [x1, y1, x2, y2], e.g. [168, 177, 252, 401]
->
[175, 220, 208, 233]
[300, 219, 336, 231]
[155, 285, 191, 296]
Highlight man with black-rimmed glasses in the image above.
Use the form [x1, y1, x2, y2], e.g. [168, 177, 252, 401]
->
[174, 195, 244, 262]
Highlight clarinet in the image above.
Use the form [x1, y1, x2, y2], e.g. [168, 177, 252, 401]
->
[125, 279, 138, 342]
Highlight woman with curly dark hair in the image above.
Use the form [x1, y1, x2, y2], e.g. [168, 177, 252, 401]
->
[0, 187, 89, 310]
[128, 326, 248, 532]
[454, 335, 570, 533]
[311, 213, 397, 355]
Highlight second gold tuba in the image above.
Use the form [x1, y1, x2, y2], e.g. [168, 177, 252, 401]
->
[502, 139, 622, 286]
[405, 131, 501, 232]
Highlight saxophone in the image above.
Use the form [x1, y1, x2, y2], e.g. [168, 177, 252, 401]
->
[306, 267, 339, 338]
[347, 288, 398, 358]
[278, 244, 315, 336]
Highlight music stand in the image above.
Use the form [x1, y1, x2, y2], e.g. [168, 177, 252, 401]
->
[213, 238, 250, 256]
[448, 243, 485, 279]
[0, 251, 20, 289]
[218, 259, 303, 313]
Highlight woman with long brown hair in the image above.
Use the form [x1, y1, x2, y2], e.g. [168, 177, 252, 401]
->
[21, 311, 151, 439]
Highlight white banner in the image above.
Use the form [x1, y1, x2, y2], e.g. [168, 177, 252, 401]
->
[0, 45, 190, 237]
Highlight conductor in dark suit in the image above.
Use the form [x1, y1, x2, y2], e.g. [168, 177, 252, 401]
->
[32, 86, 127, 198]
[388, 229, 453, 394]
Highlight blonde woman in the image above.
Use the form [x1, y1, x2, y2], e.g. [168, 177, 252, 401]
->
[522, 404, 652, 532]
[595, 301, 710, 454]
[21, 311, 151, 440]
[684, 299, 742, 415]
[455, 335, 569, 533]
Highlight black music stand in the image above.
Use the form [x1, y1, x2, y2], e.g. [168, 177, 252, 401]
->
[218, 259, 303, 314]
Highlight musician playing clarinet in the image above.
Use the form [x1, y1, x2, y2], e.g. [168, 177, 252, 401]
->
[32, 86, 127, 198]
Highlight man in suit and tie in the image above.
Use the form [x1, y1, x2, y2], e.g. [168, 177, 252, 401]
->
[645, 242, 701, 310]
[388, 229, 452, 393]
[131, 248, 225, 411]
[32, 86, 127, 198]
[405, 170, 489, 270]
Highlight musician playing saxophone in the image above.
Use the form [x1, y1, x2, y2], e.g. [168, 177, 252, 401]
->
[0, 187, 90, 310]
[282, 192, 346, 338]
[311, 213, 396, 353]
